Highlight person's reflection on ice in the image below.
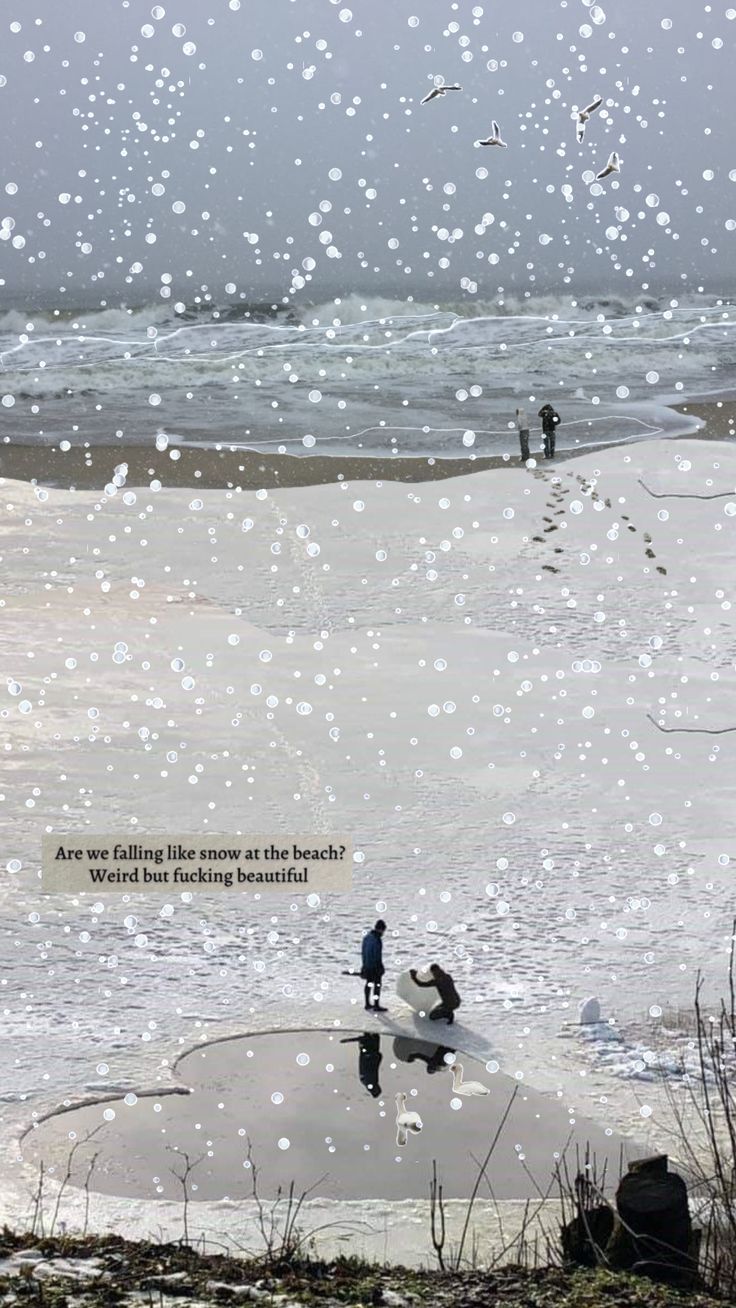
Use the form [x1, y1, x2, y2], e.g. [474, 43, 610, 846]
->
[392, 1036, 455, 1074]
[340, 1031, 383, 1097]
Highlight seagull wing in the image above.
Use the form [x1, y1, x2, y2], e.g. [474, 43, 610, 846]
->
[611, 151, 620, 167]
[421, 87, 441, 104]
[595, 158, 613, 179]
[396, 1126, 407, 1147]
[445, 84, 462, 91]
[492, 120, 500, 137]
[577, 121, 586, 143]
[583, 94, 603, 116]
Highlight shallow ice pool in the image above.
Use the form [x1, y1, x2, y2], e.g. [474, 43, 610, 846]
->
[22, 1030, 639, 1202]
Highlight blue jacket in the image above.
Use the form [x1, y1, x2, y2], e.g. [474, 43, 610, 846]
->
[361, 929, 384, 976]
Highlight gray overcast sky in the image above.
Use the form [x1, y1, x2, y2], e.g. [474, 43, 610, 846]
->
[1, 0, 735, 306]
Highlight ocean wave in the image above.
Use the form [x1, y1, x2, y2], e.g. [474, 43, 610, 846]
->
[0, 292, 733, 453]
[2, 288, 727, 332]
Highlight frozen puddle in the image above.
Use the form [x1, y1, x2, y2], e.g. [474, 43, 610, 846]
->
[23, 1030, 639, 1202]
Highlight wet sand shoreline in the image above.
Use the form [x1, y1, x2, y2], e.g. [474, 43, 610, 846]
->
[0, 399, 732, 491]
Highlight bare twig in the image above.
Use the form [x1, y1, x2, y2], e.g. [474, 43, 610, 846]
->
[243, 1138, 333, 1266]
[30, 1162, 45, 1238]
[638, 478, 735, 501]
[168, 1148, 205, 1248]
[82, 1152, 99, 1237]
[50, 1128, 103, 1236]
[454, 1084, 519, 1270]
[429, 1159, 446, 1271]
[647, 713, 736, 736]
[629, 932, 736, 1296]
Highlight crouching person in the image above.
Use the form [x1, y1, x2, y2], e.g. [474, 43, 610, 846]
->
[410, 963, 461, 1024]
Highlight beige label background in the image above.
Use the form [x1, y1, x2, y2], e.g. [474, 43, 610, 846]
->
[42, 834, 352, 894]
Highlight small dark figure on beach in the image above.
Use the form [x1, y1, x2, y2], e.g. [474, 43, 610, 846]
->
[539, 402, 561, 459]
[516, 406, 530, 463]
[361, 919, 387, 1012]
[340, 1031, 383, 1097]
[410, 964, 461, 1024]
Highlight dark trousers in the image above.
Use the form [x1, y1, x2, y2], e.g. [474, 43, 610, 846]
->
[429, 1004, 456, 1024]
[518, 429, 530, 462]
[543, 429, 556, 458]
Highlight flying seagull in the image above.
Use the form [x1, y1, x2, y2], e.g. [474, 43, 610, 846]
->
[421, 82, 462, 104]
[595, 150, 621, 180]
[476, 120, 507, 147]
[575, 93, 603, 143]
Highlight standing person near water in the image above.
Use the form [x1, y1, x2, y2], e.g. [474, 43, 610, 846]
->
[361, 919, 387, 1012]
[516, 406, 530, 463]
[538, 402, 561, 459]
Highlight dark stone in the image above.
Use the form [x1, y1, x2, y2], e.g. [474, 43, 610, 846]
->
[608, 1154, 698, 1287]
[627, 1154, 669, 1177]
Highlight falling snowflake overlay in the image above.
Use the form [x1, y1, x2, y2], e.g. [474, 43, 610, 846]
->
[0, 0, 734, 1244]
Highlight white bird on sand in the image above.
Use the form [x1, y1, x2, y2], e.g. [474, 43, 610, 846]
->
[575, 94, 603, 143]
[595, 150, 621, 180]
[421, 82, 462, 104]
[395, 1091, 423, 1146]
[450, 1063, 490, 1097]
[476, 121, 507, 148]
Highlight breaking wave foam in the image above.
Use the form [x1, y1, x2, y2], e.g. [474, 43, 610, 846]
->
[0, 291, 733, 453]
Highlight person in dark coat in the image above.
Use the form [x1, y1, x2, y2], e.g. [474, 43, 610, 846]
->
[538, 402, 561, 458]
[361, 919, 387, 1012]
[515, 406, 530, 463]
[340, 1032, 383, 1096]
[409, 964, 461, 1024]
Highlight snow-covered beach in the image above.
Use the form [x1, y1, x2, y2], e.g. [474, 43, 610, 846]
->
[1, 434, 735, 1263]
